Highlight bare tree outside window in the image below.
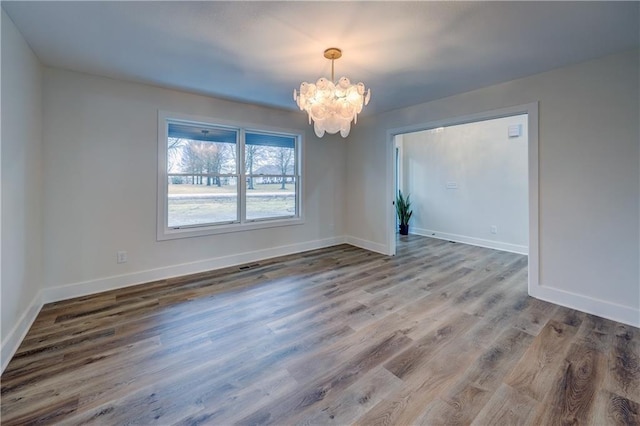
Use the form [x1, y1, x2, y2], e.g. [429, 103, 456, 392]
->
[275, 146, 293, 190]
[245, 144, 264, 190]
[162, 120, 299, 231]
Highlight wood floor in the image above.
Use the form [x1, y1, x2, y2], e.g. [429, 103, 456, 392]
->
[1, 236, 639, 425]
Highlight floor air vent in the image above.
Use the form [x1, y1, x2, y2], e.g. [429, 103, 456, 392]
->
[238, 263, 260, 270]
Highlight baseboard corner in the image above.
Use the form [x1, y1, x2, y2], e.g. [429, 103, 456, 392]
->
[1, 291, 43, 374]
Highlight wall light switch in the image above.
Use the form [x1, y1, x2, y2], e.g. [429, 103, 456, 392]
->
[508, 124, 521, 138]
[117, 251, 128, 264]
[490, 225, 498, 234]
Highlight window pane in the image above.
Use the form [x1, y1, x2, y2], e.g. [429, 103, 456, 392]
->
[245, 132, 296, 175]
[168, 123, 237, 175]
[169, 139, 237, 175]
[168, 176, 238, 227]
[246, 177, 297, 221]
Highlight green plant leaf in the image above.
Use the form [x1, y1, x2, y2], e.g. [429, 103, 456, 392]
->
[396, 190, 413, 226]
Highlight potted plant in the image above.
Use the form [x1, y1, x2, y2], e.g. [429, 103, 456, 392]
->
[396, 190, 413, 235]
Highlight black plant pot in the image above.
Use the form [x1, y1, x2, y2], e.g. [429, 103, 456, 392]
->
[399, 224, 409, 235]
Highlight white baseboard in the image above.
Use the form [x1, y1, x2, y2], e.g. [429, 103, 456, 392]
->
[5, 234, 635, 376]
[411, 227, 528, 255]
[345, 235, 389, 255]
[1, 291, 43, 373]
[42, 236, 346, 304]
[530, 283, 640, 328]
[1, 236, 346, 374]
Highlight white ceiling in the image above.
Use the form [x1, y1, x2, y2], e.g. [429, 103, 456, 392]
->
[3, 1, 639, 115]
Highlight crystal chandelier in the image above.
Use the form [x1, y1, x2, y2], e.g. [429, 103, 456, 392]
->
[294, 48, 371, 138]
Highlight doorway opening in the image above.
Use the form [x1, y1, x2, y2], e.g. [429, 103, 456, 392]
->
[386, 103, 539, 290]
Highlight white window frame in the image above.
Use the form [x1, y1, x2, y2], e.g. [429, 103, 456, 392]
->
[157, 110, 304, 241]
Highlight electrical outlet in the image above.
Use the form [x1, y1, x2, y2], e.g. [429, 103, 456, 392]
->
[490, 225, 498, 234]
[117, 250, 128, 264]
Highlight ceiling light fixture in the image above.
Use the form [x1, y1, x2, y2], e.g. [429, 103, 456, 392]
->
[294, 48, 371, 138]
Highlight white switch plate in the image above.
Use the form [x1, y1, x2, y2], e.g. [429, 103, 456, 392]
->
[446, 182, 458, 189]
[117, 250, 128, 264]
[508, 124, 521, 138]
[490, 225, 498, 234]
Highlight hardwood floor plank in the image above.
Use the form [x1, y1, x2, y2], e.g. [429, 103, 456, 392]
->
[461, 262, 528, 319]
[606, 324, 640, 402]
[173, 368, 300, 425]
[416, 327, 535, 425]
[418, 385, 488, 426]
[383, 311, 477, 381]
[470, 383, 540, 426]
[1, 235, 637, 425]
[286, 366, 404, 426]
[511, 295, 559, 336]
[236, 331, 413, 425]
[533, 343, 607, 425]
[353, 314, 481, 425]
[2, 396, 80, 425]
[283, 311, 421, 384]
[576, 314, 616, 353]
[553, 305, 587, 328]
[590, 390, 640, 426]
[504, 319, 579, 402]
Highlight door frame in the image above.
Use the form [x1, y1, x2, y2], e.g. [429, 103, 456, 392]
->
[385, 102, 539, 291]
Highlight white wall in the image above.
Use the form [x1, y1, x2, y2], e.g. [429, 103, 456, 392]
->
[347, 49, 640, 326]
[401, 115, 528, 254]
[1, 10, 44, 369]
[41, 68, 346, 298]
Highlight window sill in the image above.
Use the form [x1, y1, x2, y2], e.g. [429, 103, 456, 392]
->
[157, 216, 304, 241]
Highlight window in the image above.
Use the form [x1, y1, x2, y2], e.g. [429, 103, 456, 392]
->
[245, 131, 298, 221]
[158, 111, 302, 240]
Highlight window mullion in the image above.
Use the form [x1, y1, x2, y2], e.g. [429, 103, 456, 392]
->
[296, 136, 301, 217]
[238, 128, 246, 224]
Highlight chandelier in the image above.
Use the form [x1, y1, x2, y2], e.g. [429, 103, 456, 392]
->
[293, 48, 371, 138]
